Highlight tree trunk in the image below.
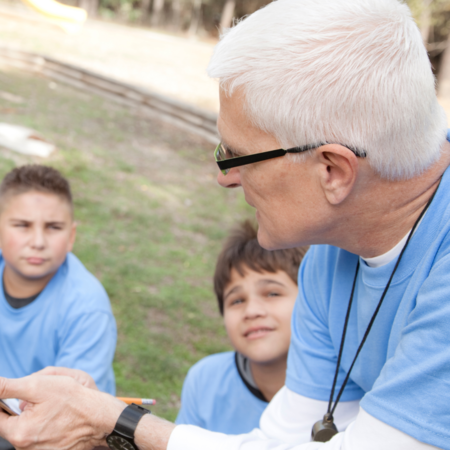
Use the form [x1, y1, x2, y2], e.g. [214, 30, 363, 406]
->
[219, 0, 235, 31]
[420, 0, 433, 44]
[140, 0, 152, 23]
[79, 0, 99, 17]
[151, 0, 164, 27]
[188, 0, 202, 36]
[171, 0, 181, 31]
[438, 33, 450, 99]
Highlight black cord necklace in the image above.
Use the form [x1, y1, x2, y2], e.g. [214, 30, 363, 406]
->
[311, 186, 439, 442]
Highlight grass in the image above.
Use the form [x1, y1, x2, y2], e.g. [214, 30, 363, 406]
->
[0, 68, 253, 420]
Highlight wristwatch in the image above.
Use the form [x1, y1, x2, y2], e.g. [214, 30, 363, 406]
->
[106, 403, 151, 450]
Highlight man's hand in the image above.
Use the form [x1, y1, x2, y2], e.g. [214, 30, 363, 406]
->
[0, 375, 125, 450]
[32, 367, 98, 390]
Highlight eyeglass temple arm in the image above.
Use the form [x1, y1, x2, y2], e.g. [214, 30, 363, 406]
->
[217, 149, 287, 171]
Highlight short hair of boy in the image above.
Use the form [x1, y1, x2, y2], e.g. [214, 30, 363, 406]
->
[214, 220, 308, 315]
[0, 165, 72, 210]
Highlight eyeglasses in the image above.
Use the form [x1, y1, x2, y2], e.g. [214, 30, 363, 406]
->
[214, 142, 367, 175]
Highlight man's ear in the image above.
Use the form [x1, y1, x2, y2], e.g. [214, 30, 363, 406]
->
[316, 145, 359, 205]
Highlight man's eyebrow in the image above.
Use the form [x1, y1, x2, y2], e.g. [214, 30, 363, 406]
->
[220, 139, 245, 157]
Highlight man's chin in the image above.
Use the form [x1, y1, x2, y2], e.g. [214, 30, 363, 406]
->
[257, 228, 288, 251]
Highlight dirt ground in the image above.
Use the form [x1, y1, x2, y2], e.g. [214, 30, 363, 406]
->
[0, 0, 219, 112]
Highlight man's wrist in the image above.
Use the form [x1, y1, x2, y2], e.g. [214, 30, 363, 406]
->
[90, 391, 128, 445]
[134, 413, 176, 450]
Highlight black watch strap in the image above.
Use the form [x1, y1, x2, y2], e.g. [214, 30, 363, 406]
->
[114, 404, 151, 439]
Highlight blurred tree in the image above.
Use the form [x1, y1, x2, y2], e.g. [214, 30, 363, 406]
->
[140, 0, 152, 22]
[151, 0, 164, 26]
[79, 0, 99, 16]
[172, 0, 182, 30]
[219, 0, 235, 30]
[406, 0, 450, 97]
[188, 0, 202, 36]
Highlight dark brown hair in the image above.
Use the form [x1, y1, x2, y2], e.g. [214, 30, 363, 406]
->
[0, 165, 73, 211]
[214, 220, 308, 315]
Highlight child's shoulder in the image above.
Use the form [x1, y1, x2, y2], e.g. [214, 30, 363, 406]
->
[56, 253, 110, 308]
[188, 351, 237, 380]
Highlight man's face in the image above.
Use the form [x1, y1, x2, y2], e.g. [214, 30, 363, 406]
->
[223, 267, 298, 364]
[216, 89, 326, 250]
[0, 191, 76, 281]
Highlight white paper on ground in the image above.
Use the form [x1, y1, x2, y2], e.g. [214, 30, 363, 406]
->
[0, 123, 55, 158]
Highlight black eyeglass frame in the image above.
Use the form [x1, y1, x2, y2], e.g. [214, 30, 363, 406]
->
[215, 142, 367, 175]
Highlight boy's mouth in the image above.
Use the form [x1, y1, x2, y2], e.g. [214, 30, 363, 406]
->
[244, 326, 274, 340]
[26, 257, 47, 265]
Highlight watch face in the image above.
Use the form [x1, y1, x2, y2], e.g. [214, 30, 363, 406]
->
[107, 435, 136, 450]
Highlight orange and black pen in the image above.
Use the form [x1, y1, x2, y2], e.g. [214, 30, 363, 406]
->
[117, 397, 156, 405]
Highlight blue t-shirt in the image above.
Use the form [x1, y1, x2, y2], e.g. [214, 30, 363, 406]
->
[287, 165, 450, 449]
[0, 252, 117, 394]
[176, 352, 268, 434]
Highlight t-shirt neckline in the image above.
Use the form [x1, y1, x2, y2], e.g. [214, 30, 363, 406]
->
[234, 352, 268, 403]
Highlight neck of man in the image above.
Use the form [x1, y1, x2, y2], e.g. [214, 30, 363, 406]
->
[327, 142, 450, 258]
[250, 355, 287, 402]
[3, 265, 54, 298]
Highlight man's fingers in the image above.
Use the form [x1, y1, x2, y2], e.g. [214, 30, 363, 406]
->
[31, 368, 98, 390]
[32, 367, 59, 376]
[0, 377, 35, 403]
[0, 409, 19, 443]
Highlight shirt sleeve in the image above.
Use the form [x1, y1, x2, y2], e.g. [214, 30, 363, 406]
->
[167, 387, 436, 450]
[175, 367, 204, 427]
[359, 248, 450, 446]
[55, 310, 117, 395]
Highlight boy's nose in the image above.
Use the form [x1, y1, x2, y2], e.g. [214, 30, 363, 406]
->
[30, 228, 46, 249]
[244, 297, 267, 319]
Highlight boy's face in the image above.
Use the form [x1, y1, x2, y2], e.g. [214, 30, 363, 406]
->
[223, 267, 298, 364]
[0, 191, 76, 281]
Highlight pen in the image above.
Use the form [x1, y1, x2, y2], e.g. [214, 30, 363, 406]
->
[117, 397, 156, 405]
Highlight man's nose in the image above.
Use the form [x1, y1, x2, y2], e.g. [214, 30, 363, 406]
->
[217, 168, 242, 188]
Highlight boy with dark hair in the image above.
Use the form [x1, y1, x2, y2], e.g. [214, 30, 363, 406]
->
[176, 221, 307, 434]
[0, 165, 116, 394]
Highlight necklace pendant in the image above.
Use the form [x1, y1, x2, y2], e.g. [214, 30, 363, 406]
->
[311, 414, 338, 442]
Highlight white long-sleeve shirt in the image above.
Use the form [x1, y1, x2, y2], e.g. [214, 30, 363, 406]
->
[168, 387, 439, 450]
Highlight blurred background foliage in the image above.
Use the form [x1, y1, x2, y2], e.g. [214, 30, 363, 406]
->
[65, 0, 450, 42]
[57, 0, 450, 97]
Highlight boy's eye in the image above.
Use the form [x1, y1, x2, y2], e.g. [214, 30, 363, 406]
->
[230, 298, 244, 306]
[14, 223, 28, 228]
[48, 225, 63, 230]
[267, 291, 281, 298]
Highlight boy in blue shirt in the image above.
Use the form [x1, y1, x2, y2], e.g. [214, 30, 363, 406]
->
[0, 164, 117, 394]
[176, 221, 307, 434]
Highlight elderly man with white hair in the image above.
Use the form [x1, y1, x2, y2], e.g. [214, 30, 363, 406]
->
[0, 0, 448, 450]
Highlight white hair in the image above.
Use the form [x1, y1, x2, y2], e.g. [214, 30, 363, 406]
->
[208, 0, 448, 179]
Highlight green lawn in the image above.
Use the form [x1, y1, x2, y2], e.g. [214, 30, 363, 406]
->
[0, 68, 253, 420]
